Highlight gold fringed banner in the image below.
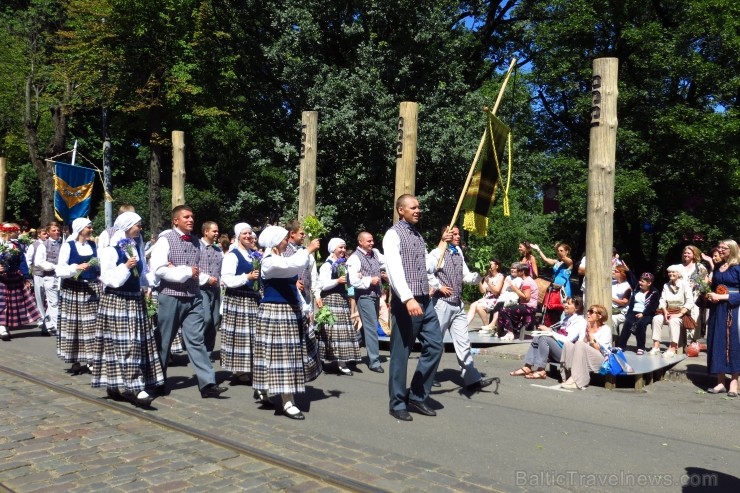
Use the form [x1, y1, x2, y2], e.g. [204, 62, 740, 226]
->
[460, 112, 511, 236]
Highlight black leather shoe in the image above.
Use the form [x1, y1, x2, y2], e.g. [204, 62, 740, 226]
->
[0, 331, 10, 341]
[338, 366, 353, 376]
[200, 384, 228, 398]
[283, 402, 305, 420]
[230, 374, 252, 386]
[466, 378, 496, 392]
[407, 400, 436, 416]
[40, 327, 51, 336]
[432, 380, 441, 387]
[389, 409, 413, 421]
[369, 366, 385, 373]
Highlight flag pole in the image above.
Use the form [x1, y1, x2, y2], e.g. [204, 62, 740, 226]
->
[436, 58, 517, 266]
[70, 140, 78, 166]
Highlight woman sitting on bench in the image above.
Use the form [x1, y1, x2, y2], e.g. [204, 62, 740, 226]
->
[510, 296, 586, 379]
[560, 304, 612, 389]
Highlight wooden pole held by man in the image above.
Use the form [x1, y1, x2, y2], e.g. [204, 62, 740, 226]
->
[298, 111, 318, 222]
[0, 157, 7, 223]
[393, 102, 418, 223]
[172, 131, 186, 209]
[585, 57, 619, 317]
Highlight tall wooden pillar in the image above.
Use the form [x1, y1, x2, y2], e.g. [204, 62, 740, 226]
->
[0, 157, 6, 223]
[585, 58, 619, 317]
[298, 111, 318, 221]
[171, 131, 186, 208]
[393, 102, 418, 223]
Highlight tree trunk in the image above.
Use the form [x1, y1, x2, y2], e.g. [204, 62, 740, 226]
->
[148, 107, 164, 235]
[23, 76, 70, 225]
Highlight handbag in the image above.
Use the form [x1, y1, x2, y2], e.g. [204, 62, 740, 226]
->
[682, 313, 697, 330]
[544, 285, 565, 311]
[686, 340, 700, 357]
[599, 347, 634, 376]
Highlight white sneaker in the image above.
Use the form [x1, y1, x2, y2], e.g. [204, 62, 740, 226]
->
[648, 348, 661, 356]
[0, 326, 9, 341]
[501, 332, 515, 341]
[663, 349, 676, 358]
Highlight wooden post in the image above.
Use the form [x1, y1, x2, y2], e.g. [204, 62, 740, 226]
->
[298, 111, 318, 221]
[393, 102, 418, 223]
[171, 131, 186, 208]
[585, 58, 619, 318]
[0, 157, 6, 223]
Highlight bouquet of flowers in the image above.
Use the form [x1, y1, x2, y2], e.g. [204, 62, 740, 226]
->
[0, 243, 21, 272]
[314, 305, 336, 333]
[73, 257, 100, 279]
[695, 277, 712, 294]
[16, 234, 33, 248]
[250, 250, 263, 291]
[117, 238, 139, 277]
[333, 257, 347, 291]
[302, 216, 328, 261]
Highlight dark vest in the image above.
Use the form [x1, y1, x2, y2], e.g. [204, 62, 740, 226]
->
[158, 230, 200, 298]
[110, 246, 144, 292]
[225, 249, 259, 295]
[68, 240, 99, 281]
[198, 240, 224, 282]
[389, 220, 428, 297]
[320, 259, 348, 298]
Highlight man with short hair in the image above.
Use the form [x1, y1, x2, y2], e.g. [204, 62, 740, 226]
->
[284, 219, 321, 309]
[429, 226, 494, 392]
[198, 220, 223, 355]
[28, 227, 49, 333]
[383, 194, 450, 421]
[33, 222, 63, 336]
[150, 205, 227, 398]
[347, 231, 386, 373]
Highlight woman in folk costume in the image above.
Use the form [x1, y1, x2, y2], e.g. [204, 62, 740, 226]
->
[90, 212, 164, 407]
[220, 222, 261, 386]
[0, 222, 42, 341]
[55, 218, 101, 374]
[317, 238, 361, 375]
[252, 226, 321, 420]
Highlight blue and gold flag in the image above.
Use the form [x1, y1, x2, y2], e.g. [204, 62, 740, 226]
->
[54, 162, 95, 223]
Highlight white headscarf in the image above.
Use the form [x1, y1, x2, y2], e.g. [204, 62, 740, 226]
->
[328, 237, 345, 255]
[259, 226, 288, 250]
[68, 218, 92, 243]
[110, 212, 144, 259]
[234, 222, 252, 238]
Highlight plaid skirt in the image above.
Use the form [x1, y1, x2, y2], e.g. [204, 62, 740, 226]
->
[0, 273, 42, 328]
[170, 327, 185, 353]
[90, 289, 164, 393]
[253, 302, 322, 394]
[57, 279, 101, 363]
[220, 290, 260, 373]
[317, 293, 361, 362]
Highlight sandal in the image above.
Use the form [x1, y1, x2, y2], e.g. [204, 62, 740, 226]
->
[510, 367, 532, 377]
[525, 370, 547, 380]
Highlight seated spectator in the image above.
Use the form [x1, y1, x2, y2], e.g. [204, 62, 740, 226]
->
[649, 265, 694, 358]
[498, 263, 539, 341]
[616, 272, 660, 354]
[560, 304, 613, 389]
[466, 258, 504, 327]
[610, 265, 632, 335]
[509, 296, 586, 379]
[479, 263, 521, 334]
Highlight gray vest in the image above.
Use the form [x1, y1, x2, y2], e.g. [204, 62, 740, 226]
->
[198, 240, 223, 281]
[158, 230, 201, 298]
[389, 220, 428, 297]
[33, 238, 62, 276]
[284, 242, 312, 301]
[434, 248, 464, 305]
